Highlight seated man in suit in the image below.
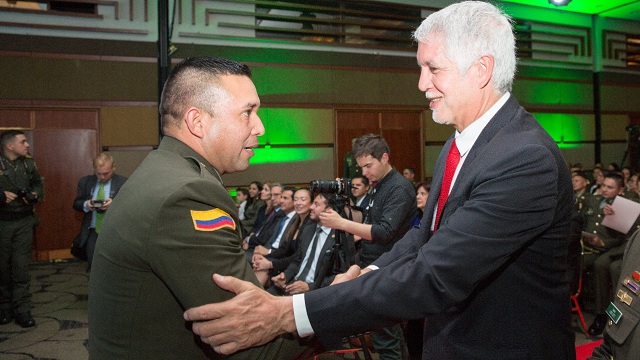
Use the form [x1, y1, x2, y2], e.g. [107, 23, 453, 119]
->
[251, 186, 299, 285]
[268, 193, 355, 295]
[72, 152, 127, 271]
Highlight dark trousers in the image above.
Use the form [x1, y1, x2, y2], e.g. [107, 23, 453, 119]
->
[0, 216, 35, 314]
[405, 319, 424, 360]
[370, 323, 408, 360]
[584, 249, 625, 314]
[86, 228, 99, 269]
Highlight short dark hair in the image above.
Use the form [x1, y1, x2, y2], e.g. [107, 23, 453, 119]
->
[572, 171, 589, 182]
[604, 171, 624, 188]
[416, 181, 431, 193]
[352, 134, 390, 161]
[236, 188, 249, 197]
[316, 193, 332, 208]
[159, 57, 252, 131]
[282, 186, 297, 197]
[351, 175, 369, 187]
[0, 130, 25, 149]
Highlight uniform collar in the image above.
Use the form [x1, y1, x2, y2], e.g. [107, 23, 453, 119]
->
[159, 136, 223, 183]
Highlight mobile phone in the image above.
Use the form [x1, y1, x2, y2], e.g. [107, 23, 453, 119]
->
[92, 199, 105, 207]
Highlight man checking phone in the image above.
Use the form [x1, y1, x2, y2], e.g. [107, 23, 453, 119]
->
[72, 152, 127, 271]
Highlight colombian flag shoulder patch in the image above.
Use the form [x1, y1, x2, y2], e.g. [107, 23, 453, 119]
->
[190, 208, 236, 232]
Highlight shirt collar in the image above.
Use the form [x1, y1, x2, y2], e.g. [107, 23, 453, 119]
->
[454, 92, 510, 158]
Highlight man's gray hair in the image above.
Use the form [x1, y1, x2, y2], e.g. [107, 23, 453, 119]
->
[413, 1, 516, 94]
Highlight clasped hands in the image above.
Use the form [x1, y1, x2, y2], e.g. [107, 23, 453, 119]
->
[251, 253, 271, 271]
[184, 265, 368, 354]
[270, 273, 309, 295]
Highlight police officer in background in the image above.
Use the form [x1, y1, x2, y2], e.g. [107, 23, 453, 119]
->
[0, 130, 44, 328]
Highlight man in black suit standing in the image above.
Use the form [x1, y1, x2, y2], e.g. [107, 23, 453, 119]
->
[184, 2, 575, 359]
[72, 152, 127, 270]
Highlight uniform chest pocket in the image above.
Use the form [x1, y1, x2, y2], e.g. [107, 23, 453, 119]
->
[606, 299, 639, 345]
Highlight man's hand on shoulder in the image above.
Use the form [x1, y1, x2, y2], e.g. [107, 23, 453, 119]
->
[184, 274, 297, 355]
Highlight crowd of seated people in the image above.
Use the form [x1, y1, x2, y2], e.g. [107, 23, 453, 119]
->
[231, 174, 430, 358]
[568, 162, 640, 337]
[232, 174, 437, 291]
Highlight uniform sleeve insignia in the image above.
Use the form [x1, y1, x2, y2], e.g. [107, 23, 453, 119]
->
[190, 208, 236, 232]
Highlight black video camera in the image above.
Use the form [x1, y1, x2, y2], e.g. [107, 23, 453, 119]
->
[310, 178, 356, 275]
[309, 178, 352, 196]
[17, 189, 37, 204]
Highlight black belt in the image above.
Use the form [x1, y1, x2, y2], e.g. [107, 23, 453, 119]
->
[0, 211, 32, 221]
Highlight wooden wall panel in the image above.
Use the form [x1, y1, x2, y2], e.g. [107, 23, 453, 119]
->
[335, 110, 423, 180]
[34, 109, 98, 130]
[101, 106, 159, 146]
[0, 108, 32, 128]
[335, 111, 379, 177]
[382, 112, 423, 181]
[33, 128, 97, 259]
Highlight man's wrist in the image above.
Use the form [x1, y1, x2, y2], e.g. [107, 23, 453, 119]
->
[280, 296, 298, 334]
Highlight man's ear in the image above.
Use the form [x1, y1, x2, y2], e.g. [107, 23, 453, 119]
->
[476, 55, 494, 89]
[380, 152, 390, 165]
[184, 107, 205, 138]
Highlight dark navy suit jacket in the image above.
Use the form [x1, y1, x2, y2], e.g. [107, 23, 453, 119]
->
[303, 95, 575, 360]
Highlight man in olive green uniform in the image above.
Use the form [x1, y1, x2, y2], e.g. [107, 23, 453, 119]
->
[589, 229, 640, 360]
[0, 130, 44, 328]
[88, 57, 310, 359]
[582, 172, 638, 336]
[572, 171, 591, 216]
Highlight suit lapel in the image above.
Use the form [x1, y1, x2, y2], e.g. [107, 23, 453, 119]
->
[312, 229, 336, 282]
[429, 95, 520, 228]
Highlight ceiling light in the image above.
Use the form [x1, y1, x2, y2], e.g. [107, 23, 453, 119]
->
[548, 0, 572, 6]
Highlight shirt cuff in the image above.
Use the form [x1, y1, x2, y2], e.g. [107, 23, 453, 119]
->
[367, 265, 379, 271]
[292, 294, 314, 338]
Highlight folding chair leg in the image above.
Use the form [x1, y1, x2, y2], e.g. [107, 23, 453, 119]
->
[572, 296, 589, 337]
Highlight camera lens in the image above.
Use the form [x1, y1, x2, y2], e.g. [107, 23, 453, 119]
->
[309, 178, 351, 196]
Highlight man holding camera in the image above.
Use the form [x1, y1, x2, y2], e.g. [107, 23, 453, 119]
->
[0, 130, 44, 328]
[72, 152, 127, 271]
[319, 134, 416, 360]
